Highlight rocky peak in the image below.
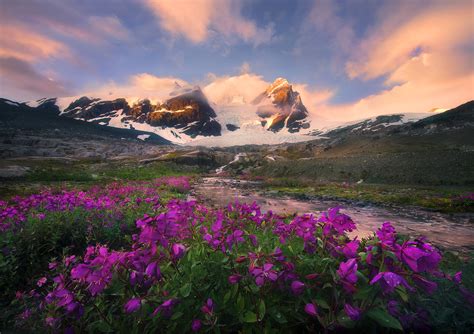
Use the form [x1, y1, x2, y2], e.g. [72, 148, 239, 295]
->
[253, 78, 310, 133]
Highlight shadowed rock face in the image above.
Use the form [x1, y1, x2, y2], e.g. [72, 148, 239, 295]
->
[253, 78, 310, 133]
[59, 87, 221, 138]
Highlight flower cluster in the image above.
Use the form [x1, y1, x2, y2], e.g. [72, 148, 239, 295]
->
[8, 194, 473, 332]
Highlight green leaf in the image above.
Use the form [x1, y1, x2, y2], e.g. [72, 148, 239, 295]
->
[179, 283, 191, 297]
[258, 300, 266, 320]
[237, 294, 245, 312]
[243, 311, 258, 323]
[171, 311, 183, 320]
[367, 308, 403, 331]
[396, 286, 408, 302]
[270, 310, 288, 324]
[224, 290, 232, 304]
[315, 297, 330, 310]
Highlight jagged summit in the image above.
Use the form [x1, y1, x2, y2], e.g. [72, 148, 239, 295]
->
[253, 78, 310, 133]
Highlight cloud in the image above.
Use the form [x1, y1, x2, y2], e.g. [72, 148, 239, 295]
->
[292, 83, 335, 110]
[203, 73, 269, 104]
[143, 0, 274, 45]
[203, 71, 334, 115]
[0, 1, 132, 100]
[239, 62, 251, 75]
[87, 16, 131, 41]
[346, 1, 472, 80]
[0, 57, 71, 100]
[305, 0, 355, 55]
[0, 23, 71, 63]
[314, 0, 474, 122]
[79, 73, 189, 103]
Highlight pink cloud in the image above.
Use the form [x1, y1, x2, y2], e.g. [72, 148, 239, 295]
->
[143, 0, 274, 45]
[315, 0, 474, 122]
[346, 2, 472, 80]
[0, 23, 71, 63]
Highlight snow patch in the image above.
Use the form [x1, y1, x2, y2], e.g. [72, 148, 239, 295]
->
[137, 134, 150, 141]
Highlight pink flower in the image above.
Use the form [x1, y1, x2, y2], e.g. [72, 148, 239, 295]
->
[228, 274, 242, 284]
[37, 277, 47, 287]
[453, 271, 462, 284]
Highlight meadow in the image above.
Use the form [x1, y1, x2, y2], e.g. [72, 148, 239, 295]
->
[1, 166, 473, 333]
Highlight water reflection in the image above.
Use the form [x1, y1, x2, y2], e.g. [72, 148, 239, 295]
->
[190, 177, 474, 252]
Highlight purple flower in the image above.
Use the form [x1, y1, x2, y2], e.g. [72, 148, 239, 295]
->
[339, 239, 360, 258]
[124, 298, 141, 313]
[172, 243, 186, 259]
[37, 277, 47, 287]
[291, 280, 305, 295]
[399, 241, 441, 273]
[337, 259, 358, 292]
[376, 222, 397, 248]
[251, 263, 278, 286]
[370, 271, 412, 293]
[344, 303, 361, 321]
[192, 319, 202, 332]
[201, 298, 214, 314]
[153, 299, 176, 317]
[304, 303, 318, 317]
[71, 264, 90, 280]
[211, 216, 223, 232]
[145, 261, 161, 279]
[319, 207, 356, 236]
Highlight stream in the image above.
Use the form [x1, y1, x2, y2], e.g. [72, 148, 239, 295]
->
[190, 177, 474, 252]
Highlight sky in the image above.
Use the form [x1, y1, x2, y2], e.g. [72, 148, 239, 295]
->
[0, 0, 472, 121]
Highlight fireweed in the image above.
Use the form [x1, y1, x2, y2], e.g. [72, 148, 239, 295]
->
[7, 195, 473, 333]
[0, 177, 191, 312]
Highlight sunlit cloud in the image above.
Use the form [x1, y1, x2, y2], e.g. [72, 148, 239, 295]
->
[143, 0, 274, 45]
[314, 0, 474, 121]
[78, 73, 189, 103]
[0, 23, 71, 63]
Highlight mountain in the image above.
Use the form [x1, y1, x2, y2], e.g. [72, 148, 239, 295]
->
[57, 86, 221, 141]
[10, 78, 312, 146]
[252, 78, 310, 133]
[3, 78, 470, 147]
[0, 98, 171, 159]
[315, 100, 474, 139]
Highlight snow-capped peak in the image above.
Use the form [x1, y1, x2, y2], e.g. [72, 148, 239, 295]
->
[266, 77, 290, 96]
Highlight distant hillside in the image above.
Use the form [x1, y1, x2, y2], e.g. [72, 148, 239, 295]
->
[226, 101, 474, 185]
[0, 98, 171, 159]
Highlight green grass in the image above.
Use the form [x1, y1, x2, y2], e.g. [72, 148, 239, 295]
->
[263, 177, 474, 213]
